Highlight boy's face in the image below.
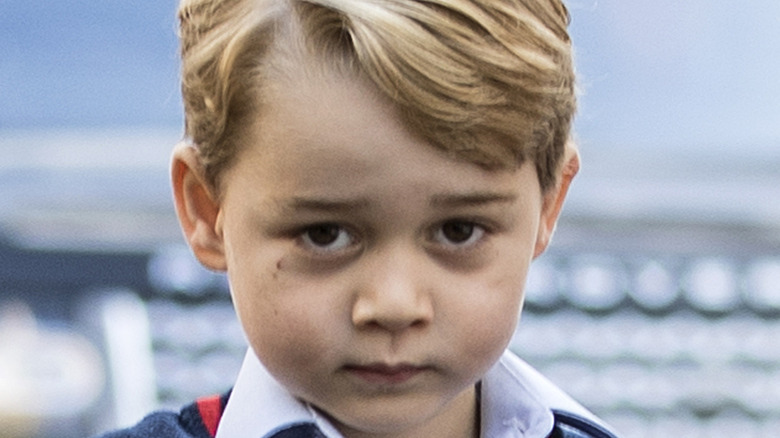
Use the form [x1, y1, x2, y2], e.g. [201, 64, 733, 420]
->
[174, 67, 572, 437]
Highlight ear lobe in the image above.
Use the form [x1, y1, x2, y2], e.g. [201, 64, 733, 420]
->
[533, 144, 580, 258]
[171, 142, 228, 271]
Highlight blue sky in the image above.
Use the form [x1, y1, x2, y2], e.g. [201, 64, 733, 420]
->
[568, 0, 780, 152]
[0, 1, 181, 128]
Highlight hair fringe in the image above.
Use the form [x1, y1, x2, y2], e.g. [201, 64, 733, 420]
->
[177, 0, 576, 191]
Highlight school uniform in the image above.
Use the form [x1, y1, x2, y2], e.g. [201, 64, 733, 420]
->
[96, 350, 618, 438]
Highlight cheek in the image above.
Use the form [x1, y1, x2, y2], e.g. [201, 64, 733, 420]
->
[447, 258, 529, 368]
[238, 290, 328, 388]
[230, 261, 347, 381]
[461, 288, 522, 351]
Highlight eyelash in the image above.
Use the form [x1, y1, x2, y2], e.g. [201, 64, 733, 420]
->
[430, 219, 490, 251]
[297, 223, 358, 254]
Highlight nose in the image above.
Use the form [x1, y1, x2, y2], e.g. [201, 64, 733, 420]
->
[351, 246, 434, 333]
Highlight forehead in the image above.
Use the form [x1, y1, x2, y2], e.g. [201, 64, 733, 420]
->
[222, 68, 541, 203]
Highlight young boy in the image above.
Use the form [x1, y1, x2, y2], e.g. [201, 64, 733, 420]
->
[99, 0, 618, 437]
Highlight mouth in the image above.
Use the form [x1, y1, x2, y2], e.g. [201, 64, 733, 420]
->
[343, 363, 430, 385]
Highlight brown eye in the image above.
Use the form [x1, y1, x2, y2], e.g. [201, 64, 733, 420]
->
[441, 221, 475, 243]
[306, 224, 341, 245]
[301, 224, 354, 251]
[433, 220, 486, 249]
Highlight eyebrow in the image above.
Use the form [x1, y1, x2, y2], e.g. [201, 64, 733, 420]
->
[429, 192, 518, 208]
[282, 196, 371, 213]
[277, 191, 516, 213]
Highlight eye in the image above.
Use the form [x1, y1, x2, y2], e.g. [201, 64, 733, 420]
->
[433, 220, 485, 248]
[300, 224, 355, 252]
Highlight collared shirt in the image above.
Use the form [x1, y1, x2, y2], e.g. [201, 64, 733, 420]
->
[216, 348, 603, 438]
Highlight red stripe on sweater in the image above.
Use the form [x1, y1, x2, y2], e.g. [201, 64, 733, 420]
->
[196, 394, 224, 437]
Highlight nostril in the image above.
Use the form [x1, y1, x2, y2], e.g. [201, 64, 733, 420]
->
[351, 301, 432, 333]
[410, 318, 428, 328]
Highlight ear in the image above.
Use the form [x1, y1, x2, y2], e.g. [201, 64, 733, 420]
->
[171, 142, 228, 271]
[533, 142, 580, 258]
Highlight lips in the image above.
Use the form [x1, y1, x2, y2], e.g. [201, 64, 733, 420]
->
[344, 363, 429, 385]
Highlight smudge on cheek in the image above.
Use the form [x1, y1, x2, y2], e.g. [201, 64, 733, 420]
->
[272, 255, 310, 277]
[272, 258, 285, 280]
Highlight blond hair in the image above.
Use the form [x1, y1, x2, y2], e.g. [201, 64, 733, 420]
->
[178, 0, 576, 192]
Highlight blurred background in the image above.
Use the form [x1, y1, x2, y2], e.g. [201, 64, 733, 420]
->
[1, 1, 779, 437]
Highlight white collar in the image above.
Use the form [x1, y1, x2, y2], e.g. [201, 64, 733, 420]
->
[216, 349, 565, 438]
[215, 349, 343, 438]
[480, 353, 555, 437]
